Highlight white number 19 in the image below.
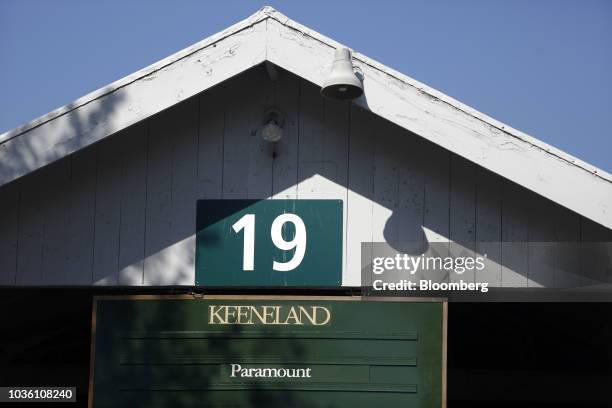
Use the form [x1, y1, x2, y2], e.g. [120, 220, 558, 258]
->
[232, 213, 307, 272]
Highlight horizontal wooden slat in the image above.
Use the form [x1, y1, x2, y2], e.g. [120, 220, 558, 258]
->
[119, 356, 418, 366]
[119, 383, 417, 393]
[122, 330, 418, 340]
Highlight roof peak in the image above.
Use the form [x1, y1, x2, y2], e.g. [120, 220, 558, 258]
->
[250, 6, 288, 23]
[259, 5, 277, 14]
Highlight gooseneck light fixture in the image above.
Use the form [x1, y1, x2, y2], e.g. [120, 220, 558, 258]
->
[321, 48, 363, 100]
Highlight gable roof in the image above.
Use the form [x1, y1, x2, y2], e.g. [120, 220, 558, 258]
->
[1, 6, 611, 229]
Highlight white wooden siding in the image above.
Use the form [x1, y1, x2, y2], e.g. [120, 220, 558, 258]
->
[449, 155, 477, 285]
[92, 132, 123, 285]
[0, 182, 19, 284]
[346, 106, 375, 285]
[271, 70, 300, 199]
[474, 168, 502, 286]
[0, 67, 610, 287]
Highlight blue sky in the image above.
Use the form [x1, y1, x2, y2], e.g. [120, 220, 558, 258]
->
[1, 0, 610, 172]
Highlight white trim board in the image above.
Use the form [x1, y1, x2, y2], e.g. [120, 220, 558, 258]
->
[1, 6, 611, 229]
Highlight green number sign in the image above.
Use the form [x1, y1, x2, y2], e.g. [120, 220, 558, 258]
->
[195, 200, 343, 286]
[89, 296, 446, 408]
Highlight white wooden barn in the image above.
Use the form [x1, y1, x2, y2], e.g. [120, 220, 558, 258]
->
[1, 6, 610, 289]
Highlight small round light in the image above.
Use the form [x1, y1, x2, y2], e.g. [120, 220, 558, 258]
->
[260, 122, 283, 142]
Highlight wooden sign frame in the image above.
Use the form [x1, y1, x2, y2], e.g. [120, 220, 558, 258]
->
[88, 295, 447, 408]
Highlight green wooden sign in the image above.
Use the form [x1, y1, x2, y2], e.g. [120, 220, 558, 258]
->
[90, 296, 446, 408]
[196, 200, 343, 286]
